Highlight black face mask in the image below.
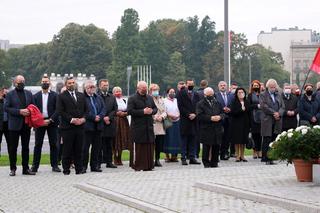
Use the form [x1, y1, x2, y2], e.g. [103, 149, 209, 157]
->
[16, 82, 25, 91]
[188, 86, 194, 91]
[206, 96, 214, 101]
[306, 90, 313, 96]
[253, 88, 260, 92]
[168, 93, 175, 99]
[41, 83, 50, 90]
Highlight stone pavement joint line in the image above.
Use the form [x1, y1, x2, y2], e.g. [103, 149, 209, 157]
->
[194, 182, 320, 213]
[75, 183, 178, 213]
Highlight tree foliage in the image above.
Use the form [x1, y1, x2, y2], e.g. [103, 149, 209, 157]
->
[1, 8, 289, 93]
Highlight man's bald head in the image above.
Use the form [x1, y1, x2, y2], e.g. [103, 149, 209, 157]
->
[14, 75, 25, 84]
[137, 81, 148, 96]
[204, 87, 214, 97]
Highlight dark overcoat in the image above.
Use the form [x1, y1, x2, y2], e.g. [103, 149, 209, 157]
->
[127, 93, 157, 144]
[196, 97, 225, 145]
[229, 98, 250, 145]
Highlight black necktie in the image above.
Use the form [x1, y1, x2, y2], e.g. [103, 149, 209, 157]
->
[71, 92, 77, 102]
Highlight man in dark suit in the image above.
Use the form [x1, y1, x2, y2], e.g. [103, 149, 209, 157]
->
[281, 83, 298, 131]
[98, 79, 118, 168]
[83, 80, 105, 173]
[31, 76, 61, 173]
[177, 79, 201, 165]
[215, 81, 233, 160]
[56, 77, 89, 175]
[5, 75, 35, 176]
[196, 87, 224, 168]
[0, 87, 9, 158]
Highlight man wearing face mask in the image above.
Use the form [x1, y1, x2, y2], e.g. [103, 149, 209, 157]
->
[196, 87, 224, 168]
[177, 79, 201, 165]
[127, 81, 158, 171]
[299, 84, 320, 126]
[56, 77, 89, 175]
[281, 83, 298, 131]
[5, 75, 35, 176]
[0, 87, 9, 158]
[98, 79, 118, 169]
[31, 76, 61, 173]
[259, 79, 285, 165]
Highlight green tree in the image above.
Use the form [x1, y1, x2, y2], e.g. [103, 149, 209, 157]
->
[48, 23, 113, 80]
[109, 8, 144, 90]
[163, 51, 186, 89]
[140, 21, 169, 90]
[0, 49, 10, 86]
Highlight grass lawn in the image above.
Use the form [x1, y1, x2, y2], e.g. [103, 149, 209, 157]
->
[0, 149, 253, 167]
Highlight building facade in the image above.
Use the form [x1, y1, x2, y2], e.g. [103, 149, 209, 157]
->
[258, 27, 319, 84]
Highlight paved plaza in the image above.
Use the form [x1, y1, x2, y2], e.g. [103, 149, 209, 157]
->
[0, 157, 319, 213]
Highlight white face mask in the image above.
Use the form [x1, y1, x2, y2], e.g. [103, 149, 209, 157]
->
[238, 94, 245, 99]
[284, 89, 291, 94]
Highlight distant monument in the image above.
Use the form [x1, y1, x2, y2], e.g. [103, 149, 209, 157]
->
[48, 73, 96, 93]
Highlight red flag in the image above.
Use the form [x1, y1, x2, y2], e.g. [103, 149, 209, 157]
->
[310, 48, 320, 74]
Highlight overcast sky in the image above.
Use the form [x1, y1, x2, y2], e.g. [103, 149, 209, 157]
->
[0, 0, 319, 45]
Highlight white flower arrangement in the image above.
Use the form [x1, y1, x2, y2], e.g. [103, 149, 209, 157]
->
[287, 132, 293, 138]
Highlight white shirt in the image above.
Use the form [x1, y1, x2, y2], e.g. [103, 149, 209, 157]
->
[42, 90, 49, 118]
[68, 90, 77, 102]
[164, 98, 180, 121]
[116, 97, 127, 111]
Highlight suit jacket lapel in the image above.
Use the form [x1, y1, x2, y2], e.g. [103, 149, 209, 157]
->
[38, 92, 43, 112]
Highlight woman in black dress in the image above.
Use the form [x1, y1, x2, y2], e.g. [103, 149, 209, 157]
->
[230, 88, 250, 162]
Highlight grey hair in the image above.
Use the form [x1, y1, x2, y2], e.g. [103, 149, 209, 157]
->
[84, 80, 95, 88]
[204, 87, 214, 96]
[112, 86, 122, 94]
[266, 79, 278, 88]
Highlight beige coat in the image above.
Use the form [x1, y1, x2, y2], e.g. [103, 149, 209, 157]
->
[153, 97, 167, 135]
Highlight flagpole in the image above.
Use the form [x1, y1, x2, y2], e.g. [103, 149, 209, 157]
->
[301, 69, 311, 92]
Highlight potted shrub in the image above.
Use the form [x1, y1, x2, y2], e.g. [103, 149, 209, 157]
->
[269, 125, 320, 182]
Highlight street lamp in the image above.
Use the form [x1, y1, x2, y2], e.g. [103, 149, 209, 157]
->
[224, 0, 231, 87]
[127, 66, 132, 97]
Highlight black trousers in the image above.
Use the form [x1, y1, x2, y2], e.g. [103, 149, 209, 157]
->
[155, 135, 164, 160]
[202, 144, 220, 166]
[83, 131, 102, 170]
[220, 120, 230, 157]
[262, 134, 276, 161]
[61, 128, 84, 173]
[100, 136, 113, 164]
[9, 124, 31, 171]
[0, 121, 10, 155]
[32, 124, 58, 169]
[252, 133, 262, 152]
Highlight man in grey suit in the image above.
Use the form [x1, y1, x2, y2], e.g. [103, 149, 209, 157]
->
[5, 75, 35, 176]
[259, 79, 285, 165]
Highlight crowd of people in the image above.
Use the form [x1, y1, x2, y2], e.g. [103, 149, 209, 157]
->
[0, 74, 320, 176]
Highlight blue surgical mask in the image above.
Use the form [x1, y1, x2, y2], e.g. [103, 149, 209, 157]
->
[152, 90, 159, 97]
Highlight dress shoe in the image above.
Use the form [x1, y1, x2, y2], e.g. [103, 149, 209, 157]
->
[52, 167, 62, 172]
[154, 160, 162, 167]
[230, 154, 236, 158]
[63, 170, 70, 175]
[204, 165, 211, 168]
[266, 161, 276, 165]
[211, 163, 218, 168]
[9, 170, 16, 176]
[189, 158, 201, 165]
[76, 170, 85, 175]
[181, 159, 188, 165]
[23, 169, 36, 175]
[106, 163, 117, 168]
[31, 167, 38, 173]
[220, 156, 229, 160]
[91, 168, 102, 172]
[241, 158, 248, 162]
